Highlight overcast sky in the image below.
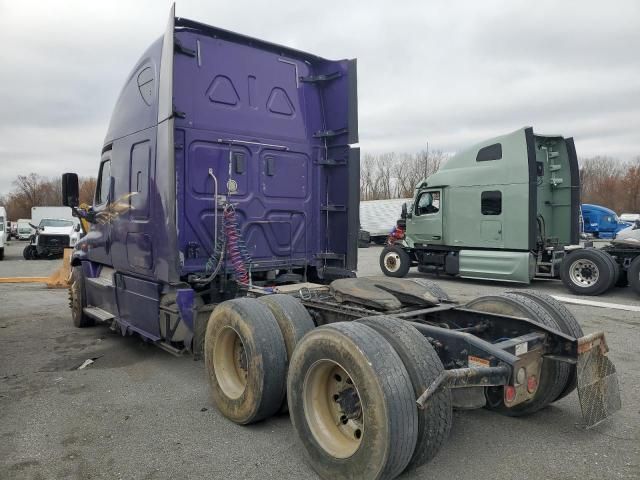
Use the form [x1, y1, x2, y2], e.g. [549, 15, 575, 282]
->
[1, 0, 639, 194]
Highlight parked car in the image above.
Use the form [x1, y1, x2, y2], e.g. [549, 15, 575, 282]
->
[16, 219, 35, 240]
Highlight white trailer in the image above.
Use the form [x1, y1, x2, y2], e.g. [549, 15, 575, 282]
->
[360, 198, 412, 243]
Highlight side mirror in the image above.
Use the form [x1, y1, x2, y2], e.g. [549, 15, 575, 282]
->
[74, 224, 81, 232]
[401, 203, 408, 219]
[62, 173, 79, 207]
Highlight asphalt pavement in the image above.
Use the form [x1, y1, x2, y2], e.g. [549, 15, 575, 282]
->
[1, 241, 638, 479]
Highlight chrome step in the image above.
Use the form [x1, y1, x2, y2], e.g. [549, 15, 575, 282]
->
[86, 276, 113, 288]
[157, 342, 185, 357]
[83, 306, 115, 322]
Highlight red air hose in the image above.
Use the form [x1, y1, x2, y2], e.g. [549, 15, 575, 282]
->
[223, 205, 251, 285]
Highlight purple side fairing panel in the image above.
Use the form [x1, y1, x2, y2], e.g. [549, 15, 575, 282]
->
[81, 10, 358, 342]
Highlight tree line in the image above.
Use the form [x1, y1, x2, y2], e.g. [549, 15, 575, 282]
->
[1, 154, 638, 221]
[360, 150, 640, 216]
[0, 173, 96, 221]
[579, 156, 640, 214]
[360, 149, 448, 200]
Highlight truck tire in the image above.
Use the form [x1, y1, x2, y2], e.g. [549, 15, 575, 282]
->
[560, 248, 614, 295]
[205, 298, 287, 425]
[355, 316, 452, 470]
[464, 294, 570, 416]
[410, 278, 451, 302]
[0, 248, 3, 260]
[69, 266, 94, 328]
[287, 322, 418, 480]
[505, 291, 583, 402]
[615, 269, 628, 287]
[628, 256, 640, 295]
[258, 294, 315, 412]
[380, 245, 411, 278]
[358, 229, 371, 248]
[23, 245, 36, 260]
[603, 252, 620, 290]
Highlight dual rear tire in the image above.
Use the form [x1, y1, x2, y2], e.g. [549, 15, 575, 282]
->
[204, 295, 314, 424]
[205, 298, 452, 479]
[465, 291, 582, 415]
[288, 317, 451, 479]
[560, 248, 618, 295]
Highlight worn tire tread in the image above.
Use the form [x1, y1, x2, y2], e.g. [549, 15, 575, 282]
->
[288, 321, 418, 480]
[356, 315, 451, 470]
[205, 298, 287, 424]
[465, 293, 570, 416]
[506, 290, 583, 401]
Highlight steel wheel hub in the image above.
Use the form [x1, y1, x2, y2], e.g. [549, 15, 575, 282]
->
[214, 327, 248, 399]
[303, 360, 364, 459]
[569, 259, 600, 287]
[384, 252, 401, 273]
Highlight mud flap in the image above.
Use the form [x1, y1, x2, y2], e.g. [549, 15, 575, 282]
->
[576, 332, 621, 428]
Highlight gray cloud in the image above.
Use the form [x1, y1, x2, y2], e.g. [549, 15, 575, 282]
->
[0, 0, 638, 195]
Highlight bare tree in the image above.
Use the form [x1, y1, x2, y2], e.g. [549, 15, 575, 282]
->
[359, 149, 449, 201]
[1, 173, 96, 220]
[79, 177, 97, 205]
[13, 173, 47, 207]
[620, 157, 640, 212]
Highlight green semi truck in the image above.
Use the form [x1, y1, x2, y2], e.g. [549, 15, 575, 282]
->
[380, 126, 640, 295]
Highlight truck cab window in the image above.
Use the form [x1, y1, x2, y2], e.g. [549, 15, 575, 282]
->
[481, 190, 502, 215]
[95, 159, 112, 205]
[416, 191, 440, 216]
[476, 143, 502, 162]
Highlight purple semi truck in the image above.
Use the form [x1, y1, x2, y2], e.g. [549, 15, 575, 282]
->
[61, 7, 620, 480]
[62, 6, 358, 349]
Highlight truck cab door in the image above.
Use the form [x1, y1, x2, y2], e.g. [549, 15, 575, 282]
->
[408, 189, 443, 245]
[87, 152, 113, 266]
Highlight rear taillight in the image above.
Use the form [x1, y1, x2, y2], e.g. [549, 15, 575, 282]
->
[504, 386, 516, 403]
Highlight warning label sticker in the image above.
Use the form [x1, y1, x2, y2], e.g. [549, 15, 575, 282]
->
[468, 355, 490, 368]
[515, 342, 528, 356]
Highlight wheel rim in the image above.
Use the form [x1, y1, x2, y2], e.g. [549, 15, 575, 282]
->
[303, 360, 364, 459]
[569, 259, 599, 287]
[384, 252, 401, 273]
[214, 327, 248, 399]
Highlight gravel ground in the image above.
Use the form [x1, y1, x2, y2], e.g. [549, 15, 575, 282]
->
[1, 241, 638, 480]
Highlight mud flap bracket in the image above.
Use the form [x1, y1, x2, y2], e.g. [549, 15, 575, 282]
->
[416, 365, 511, 410]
